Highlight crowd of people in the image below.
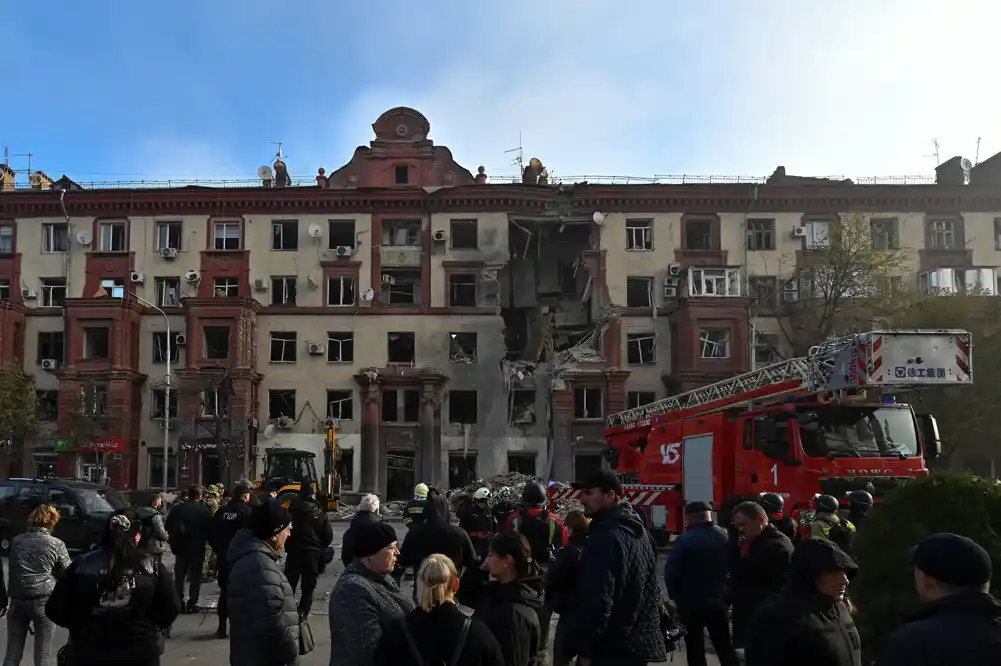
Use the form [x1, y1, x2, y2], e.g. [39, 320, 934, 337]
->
[0, 475, 998, 666]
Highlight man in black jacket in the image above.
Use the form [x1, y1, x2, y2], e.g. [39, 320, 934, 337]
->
[284, 484, 334, 617]
[877, 533, 1001, 666]
[728, 500, 794, 650]
[399, 493, 476, 604]
[665, 501, 739, 666]
[211, 481, 253, 638]
[164, 485, 212, 614]
[573, 470, 667, 666]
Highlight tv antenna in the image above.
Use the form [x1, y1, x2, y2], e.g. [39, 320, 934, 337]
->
[923, 138, 941, 166]
[975, 137, 982, 166]
[271, 141, 287, 163]
[504, 131, 524, 177]
[3, 145, 34, 174]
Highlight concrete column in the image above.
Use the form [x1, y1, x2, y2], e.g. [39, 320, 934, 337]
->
[420, 389, 439, 487]
[359, 386, 381, 494]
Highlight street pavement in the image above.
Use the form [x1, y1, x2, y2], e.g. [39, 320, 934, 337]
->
[1, 520, 719, 665]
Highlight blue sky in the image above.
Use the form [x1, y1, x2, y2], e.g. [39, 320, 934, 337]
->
[2, 1, 997, 184]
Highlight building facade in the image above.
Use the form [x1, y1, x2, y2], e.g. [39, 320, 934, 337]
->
[2, 108, 1001, 497]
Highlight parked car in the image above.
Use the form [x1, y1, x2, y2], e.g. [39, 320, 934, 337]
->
[0, 477, 128, 553]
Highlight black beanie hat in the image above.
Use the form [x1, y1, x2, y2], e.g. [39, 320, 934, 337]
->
[354, 521, 398, 558]
[250, 500, 292, 539]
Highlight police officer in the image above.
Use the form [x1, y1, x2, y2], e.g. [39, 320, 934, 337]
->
[758, 492, 797, 542]
[211, 481, 254, 638]
[404, 482, 429, 530]
[846, 489, 873, 529]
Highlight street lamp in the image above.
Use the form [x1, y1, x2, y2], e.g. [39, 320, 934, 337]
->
[134, 294, 172, 492]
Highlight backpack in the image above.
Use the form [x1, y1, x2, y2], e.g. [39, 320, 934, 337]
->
[826, 516, 856, 552]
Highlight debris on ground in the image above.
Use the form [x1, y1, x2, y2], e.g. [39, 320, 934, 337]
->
[330, 499, 406, 520]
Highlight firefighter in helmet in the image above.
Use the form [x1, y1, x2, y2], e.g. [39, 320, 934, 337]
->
[404, 482, 429, 529]
[759, 491, 797, 542]
[846, 489, 873, 529]
[505, 481, 568, 564]
[809, 494, 855, 552]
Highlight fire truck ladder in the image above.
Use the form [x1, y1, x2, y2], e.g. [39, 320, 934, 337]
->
[605, 333, 877, 432]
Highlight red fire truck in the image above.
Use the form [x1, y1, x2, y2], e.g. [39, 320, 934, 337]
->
[550, 329, 972, 539]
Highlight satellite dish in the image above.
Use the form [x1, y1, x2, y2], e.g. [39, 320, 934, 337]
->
[360, 288, 375, 303]
[592, 212, 606, 225]
[76, 230, 92, 246]
[307, 223, 323, 239]
[960, 157, 974, 171]
[0, 170, 5, 183]
[263, 423, 277, 439]
[258, 165, 274, 181]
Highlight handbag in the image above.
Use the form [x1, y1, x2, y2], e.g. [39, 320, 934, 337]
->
[402, 615, 471, 666]
[298, 617, 315, 655]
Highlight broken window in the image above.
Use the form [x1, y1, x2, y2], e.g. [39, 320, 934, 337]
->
[156, 221, 182, 251]
[507, 452, 536, 475]
[213, 221, 241, 250]
[684, 218, 715, 250]
[748, 276, 778, 306]
[626, 219, 652, 251]
[214, 277, 239, 298]
[699, 328, 730, 358]
[328, 220, 356, 249]
[271, 276, 297, 305]
[626, 333, 656, 365]
[98, 220, 127, 252]
[272, 219, 299, 251]
[746, 219, 775, 251]
[688, 268, 742, 297]
[510, 389, 536, 424]
[81, 384, 109, 417]
[448, 274, 477, 306]
[327, 277, 356, 306]
[0, 280, 10, 301]
[327, 332, 354, 363]
[382, 220, 421, 246]
[268, 390, 296, 420]
[150, 389, 178, 419]
[558, 260, 577, 294]
[155, 277, 181, 306]
[36, 390, 59, 421]
[449, 390, 478, 424]
[450, 219, 478, 249]
[40, 278, 66, 307]
[99, 278, 125, 299]
[381, 269, 421, 305]
[387, 332, 416, 364]
[200, 388, 223, 418]
[449, 332, 477, 363]
[37, 331, 64, 364]
[573, 387, 603, 420]
[754, 333, 780, 365]
[83, 328, 110, 359]
[627, 391, 656, 409]
[394, 165, 409, 185]
[381, 389, 420, 423]
[152, 332, 181, 364]
[448, 454, 477, 488]
[626, 277, 653, 308]
[270, 331, 297, 363]
[326, 390, 354, 420]
[203, 326, 230, 360]
[870, 217, 900, 250]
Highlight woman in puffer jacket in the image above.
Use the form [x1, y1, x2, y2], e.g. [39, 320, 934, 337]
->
[4, 504, 72, 666]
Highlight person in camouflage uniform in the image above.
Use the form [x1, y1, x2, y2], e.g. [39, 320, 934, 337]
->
[202, 484, 224, 581]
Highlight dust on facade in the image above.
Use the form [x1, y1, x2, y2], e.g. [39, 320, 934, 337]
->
[2, 106, 1001, 499]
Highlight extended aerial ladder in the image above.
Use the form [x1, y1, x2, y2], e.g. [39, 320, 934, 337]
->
[604, 329, 973, 438]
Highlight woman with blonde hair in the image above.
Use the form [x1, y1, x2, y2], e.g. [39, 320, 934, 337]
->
[5, 503, 71, 666]
[373, 553, 504, 666]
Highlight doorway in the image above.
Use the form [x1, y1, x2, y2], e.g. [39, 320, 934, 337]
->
[386, 450, 415, 501]
[201, 452, 221, 486]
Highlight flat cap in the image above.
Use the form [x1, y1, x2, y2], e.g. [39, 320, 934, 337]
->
[911, 532, 992, 588]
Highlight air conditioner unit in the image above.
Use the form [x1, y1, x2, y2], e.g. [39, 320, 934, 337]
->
[253, 279, 268, 292]
[41, 359, 58, 371]
[664, 286, 678, 298]
[782, 291, 799, 303]
[432, 229, 447, 242]
[307, 342, 325, 355]
[160, 247, 178, 260]
[21, 288, 36, 300]
[381, 274, 396, 285]
[663, 276, 680, 286]
[276, 416, 294, 429]
[668, 263, 682, 276]
[792, 226, 807, 238]
[174, 334, 187, 346]
[335, 246, 354, 257]
[130, 271, 145, 284]
[324, 418, 337, 428]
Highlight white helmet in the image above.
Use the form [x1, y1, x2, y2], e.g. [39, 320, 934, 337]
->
[474, 487, 491, 501]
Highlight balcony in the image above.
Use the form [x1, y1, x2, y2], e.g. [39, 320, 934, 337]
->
[686, 267, 743, 298]
[918, 267, 997, 296]
[380, 246, 422, 267]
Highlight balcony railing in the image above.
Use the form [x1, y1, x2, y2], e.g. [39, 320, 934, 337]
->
[380, 246, 422, 267]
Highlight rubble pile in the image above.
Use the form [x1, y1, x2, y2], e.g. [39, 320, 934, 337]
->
[330, 499, 406, 521]
[447, 473, 584, 519]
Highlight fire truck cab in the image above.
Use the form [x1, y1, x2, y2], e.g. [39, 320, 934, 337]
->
[552, 329, 972, 540]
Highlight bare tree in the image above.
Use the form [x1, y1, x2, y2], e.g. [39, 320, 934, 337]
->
[751, 212, 908, 358]
[179, 369, 238, 485]
[0, 361, 41, 471]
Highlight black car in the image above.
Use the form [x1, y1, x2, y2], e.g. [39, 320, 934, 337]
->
[0, 477, 129, 553]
